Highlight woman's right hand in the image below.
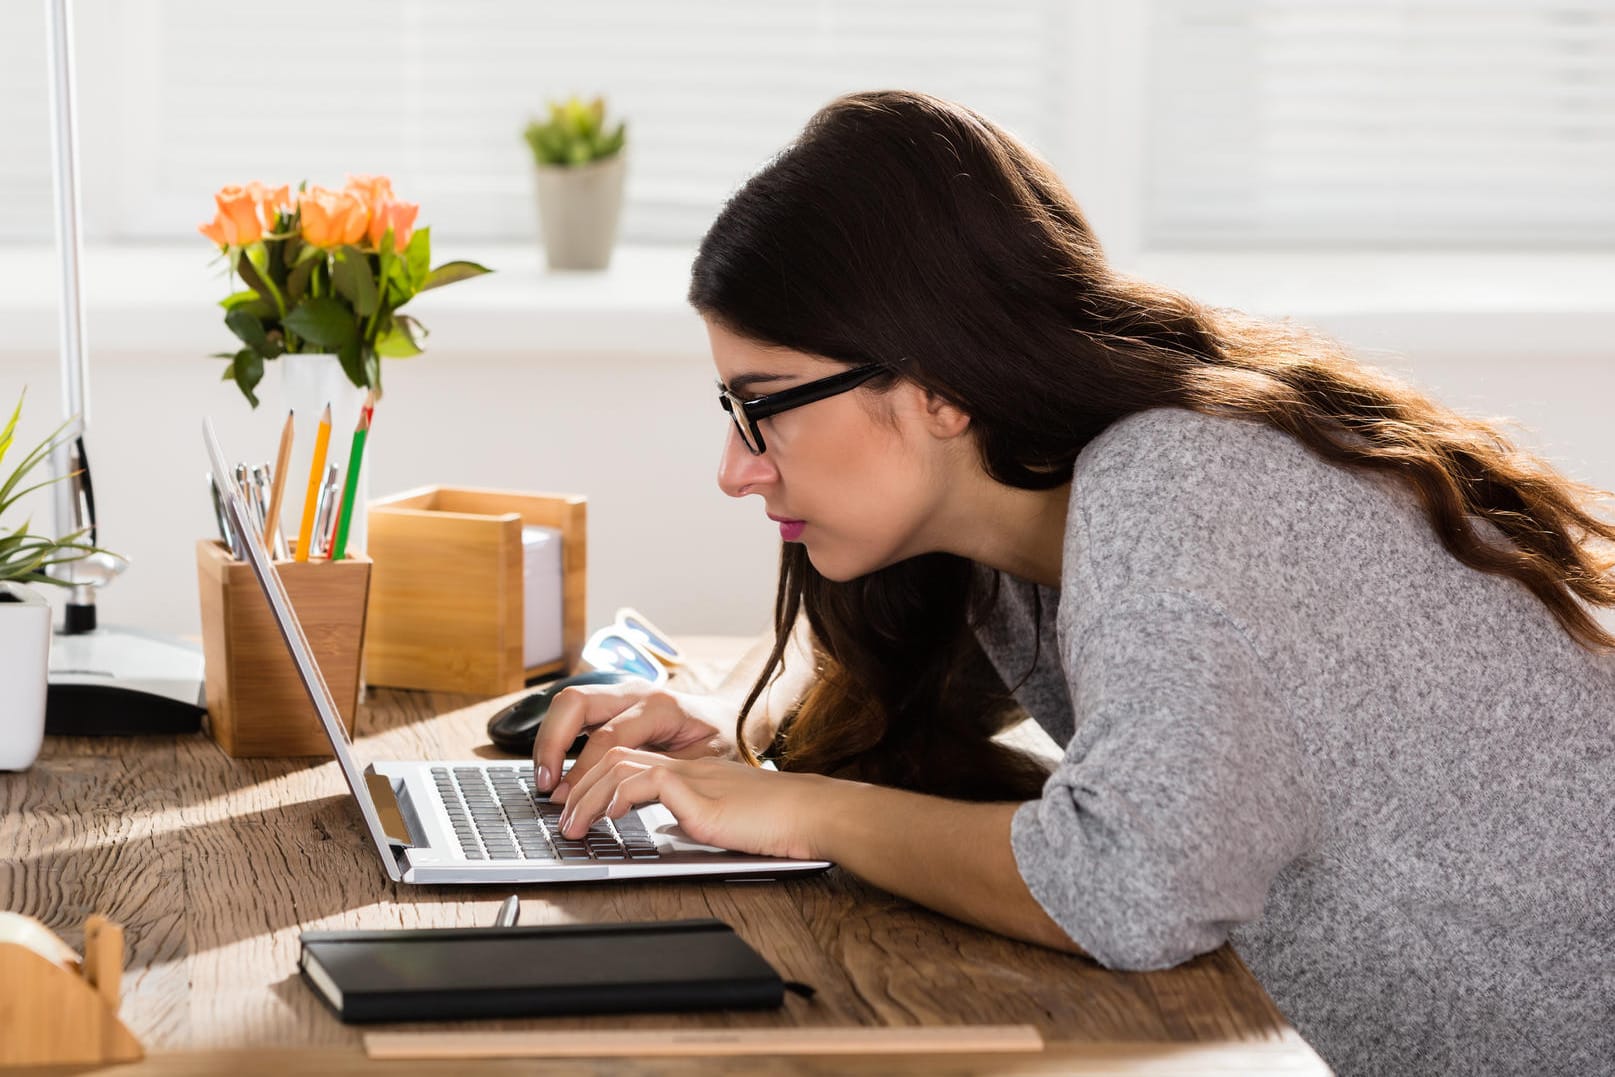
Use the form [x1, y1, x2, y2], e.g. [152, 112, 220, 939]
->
[531, 680, 742, 803]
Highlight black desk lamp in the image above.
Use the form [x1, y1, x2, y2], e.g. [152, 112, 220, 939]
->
[42, 0, 205, 734]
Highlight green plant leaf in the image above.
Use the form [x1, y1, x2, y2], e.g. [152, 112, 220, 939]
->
[420, 260, 494, 293]
[224, 308, 283, 360]
[404, 227, 431, 293]
[235, 250, 279, 309]
[375, 313, 424, 357]
[284, 296, 358, 351]
[336, 339, 367, 390]
[0, 391, 21, 470]
[230, 348, 263, 408]
[219, 290, 260, 311]
[331, 247, 380, 317]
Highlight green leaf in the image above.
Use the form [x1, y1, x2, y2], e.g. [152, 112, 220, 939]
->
[374, 313, 424, 357]
[235, 250, 278, 309]
[404, 227, 431, 293]
[0, 391, 21, 470]
[230, 348, 263, 408]
[420, 260, 493, 293]
[224, 308, 283, 360]
[331, 247, 380, 317]
[283, 296, 358, 351]
[219, 290, 261, 311]
[337, 340, 367, 390]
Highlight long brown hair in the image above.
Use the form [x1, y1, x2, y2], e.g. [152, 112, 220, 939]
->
[687, 90, 1615, 801]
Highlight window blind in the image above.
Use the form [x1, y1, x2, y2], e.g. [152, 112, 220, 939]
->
[1145, 0, 1615, 248]
[0, 0, 1065, 245]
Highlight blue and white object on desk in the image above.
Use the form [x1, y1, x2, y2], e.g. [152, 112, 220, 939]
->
[521, 526, 564, 669]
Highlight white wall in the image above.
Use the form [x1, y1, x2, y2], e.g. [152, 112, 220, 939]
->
[2, 343, 782, 644]
[3, 247, 1612, 647]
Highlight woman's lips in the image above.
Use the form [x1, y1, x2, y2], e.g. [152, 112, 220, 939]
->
[768, 514, 806, 542]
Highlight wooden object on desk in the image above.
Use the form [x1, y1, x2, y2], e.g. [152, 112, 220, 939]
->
[367, 1025, 1045, 1059]
[0, 913, 144, 1066]
[195, 538, 372, 757]
[364, 485, 587, 695]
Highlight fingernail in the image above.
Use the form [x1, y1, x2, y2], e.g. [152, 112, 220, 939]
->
[536, 765, 551, 791]
[559, 808, 573, 836]
[552, 781, 570, 803]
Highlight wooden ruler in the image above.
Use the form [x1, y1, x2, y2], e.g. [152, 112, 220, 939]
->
[366, 1025, 1044, 1059]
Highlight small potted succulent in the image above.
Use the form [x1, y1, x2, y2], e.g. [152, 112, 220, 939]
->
[0, 392, 119, 770]
[523, 96, 628, 270]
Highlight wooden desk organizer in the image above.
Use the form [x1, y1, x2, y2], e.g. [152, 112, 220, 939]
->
[0, 913, 143, 1066]
[196, 539, 371, 757]
[365, 486, 586, 695]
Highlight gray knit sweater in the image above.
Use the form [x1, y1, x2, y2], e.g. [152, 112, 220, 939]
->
[977, 407, 1615, 1076]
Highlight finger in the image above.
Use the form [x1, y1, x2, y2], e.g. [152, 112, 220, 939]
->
[531, 682, 648, 794]
[558, 750, 662, 839]
[558, 703, 656, 803]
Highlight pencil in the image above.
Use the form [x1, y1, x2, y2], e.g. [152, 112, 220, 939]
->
[264, 409, 295, 559]
[330, 392, 374, 562]
[294, 404, 332, 562]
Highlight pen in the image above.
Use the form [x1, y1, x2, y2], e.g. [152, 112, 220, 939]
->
[233, 463, 263, 539]
[295, 404, 331, 562]
[331, 391, 374, 562]
[312, 464, 339, 558]
[207, 474, 237, 557]
[492, 894, 520, 928]
[264, 409, 295, 560]
[251, 464, 285, 559]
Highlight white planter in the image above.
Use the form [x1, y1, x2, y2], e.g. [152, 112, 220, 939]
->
[278, 352, 369, 557]
[0, 582, 51, 771]
[533, 151, 627, 271]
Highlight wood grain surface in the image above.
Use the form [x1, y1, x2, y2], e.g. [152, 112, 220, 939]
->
[0, 637, 1329, 1075]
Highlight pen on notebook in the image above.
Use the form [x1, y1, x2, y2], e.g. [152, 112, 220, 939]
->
[330, 392, 374, 562]
[295, 404, 332, 562]
[264, 409, 295, 560]
[492, 895, 520, 928]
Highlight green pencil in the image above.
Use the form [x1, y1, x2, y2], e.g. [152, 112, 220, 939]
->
[330, 394, 374, 561]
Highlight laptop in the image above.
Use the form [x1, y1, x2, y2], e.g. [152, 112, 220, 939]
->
[203, 418, 832, 884]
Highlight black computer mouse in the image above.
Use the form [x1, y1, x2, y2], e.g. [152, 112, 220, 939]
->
[485, 668, 638, 756]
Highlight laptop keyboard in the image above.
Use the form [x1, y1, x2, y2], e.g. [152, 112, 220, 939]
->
[431, 765, 661, 862]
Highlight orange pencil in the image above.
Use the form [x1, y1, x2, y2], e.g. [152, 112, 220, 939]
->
[294, 404, 332, 562]
[263, 409, 295, 558]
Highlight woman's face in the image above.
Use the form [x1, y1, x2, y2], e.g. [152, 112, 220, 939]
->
[707, 319, 962, 582]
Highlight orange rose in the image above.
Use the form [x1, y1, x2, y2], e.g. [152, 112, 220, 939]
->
[206, 184, 263, 246]
[366, 199, 419, 252]
[247, 181, 291, 230]
[298, 186, 368, 248]
[344, 173, 395, 210]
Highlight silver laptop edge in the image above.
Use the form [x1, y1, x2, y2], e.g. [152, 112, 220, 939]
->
[201, 418, 830, 885]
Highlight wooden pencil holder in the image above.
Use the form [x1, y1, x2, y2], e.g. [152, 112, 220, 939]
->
[364, 486, 587, 696]
[0, 913, 143, 1066]
[195, 539, 372, 758]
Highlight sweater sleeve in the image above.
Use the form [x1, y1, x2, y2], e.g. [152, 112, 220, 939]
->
[1010, 590, 1319, 970]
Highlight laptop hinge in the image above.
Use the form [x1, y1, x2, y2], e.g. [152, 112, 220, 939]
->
[363, 767, 416, 849]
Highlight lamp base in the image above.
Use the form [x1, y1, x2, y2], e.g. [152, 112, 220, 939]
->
[46, 626, 205, 735]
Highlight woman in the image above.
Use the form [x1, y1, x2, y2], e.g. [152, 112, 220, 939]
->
[532, 90, 1615, 1075]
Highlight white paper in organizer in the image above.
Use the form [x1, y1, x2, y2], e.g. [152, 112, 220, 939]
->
[522, 526, 565, 668]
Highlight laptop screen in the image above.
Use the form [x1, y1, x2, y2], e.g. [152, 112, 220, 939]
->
[202, 418, 402, 881]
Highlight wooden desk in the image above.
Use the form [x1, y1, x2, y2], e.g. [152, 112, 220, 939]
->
[0, 638, 1329, 1075]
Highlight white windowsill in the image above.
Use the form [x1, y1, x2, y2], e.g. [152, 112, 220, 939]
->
[0, 243, 1611, 359]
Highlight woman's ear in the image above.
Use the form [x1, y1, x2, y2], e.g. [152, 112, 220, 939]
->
[921, 389, 972, 440]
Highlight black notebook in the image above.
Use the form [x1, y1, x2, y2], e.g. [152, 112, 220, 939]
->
[299, 918, 786, 1024]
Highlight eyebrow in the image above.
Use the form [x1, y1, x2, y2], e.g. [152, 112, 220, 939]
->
[722, 372, 795, 393]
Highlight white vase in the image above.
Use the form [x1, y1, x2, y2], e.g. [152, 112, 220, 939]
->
[0, 582, 50, 771]
[534, 151, 626, 270]
[278, 353, 370, 558]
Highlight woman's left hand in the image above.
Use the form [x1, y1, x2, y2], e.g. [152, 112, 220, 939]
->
[555, 748, 833, 861]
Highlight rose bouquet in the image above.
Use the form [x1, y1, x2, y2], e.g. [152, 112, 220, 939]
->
[199, 175, 491, 406]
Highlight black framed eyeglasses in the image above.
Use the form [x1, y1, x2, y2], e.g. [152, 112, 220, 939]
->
[717, 363, 884, 455]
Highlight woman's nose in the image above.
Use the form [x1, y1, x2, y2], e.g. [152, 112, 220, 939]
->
[716, 423, 778, 498]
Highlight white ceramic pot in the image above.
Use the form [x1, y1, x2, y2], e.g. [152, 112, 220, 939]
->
[533, 151, 627, 271]
[0, 582, 51, 771]
[278, 352, 369, 557]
